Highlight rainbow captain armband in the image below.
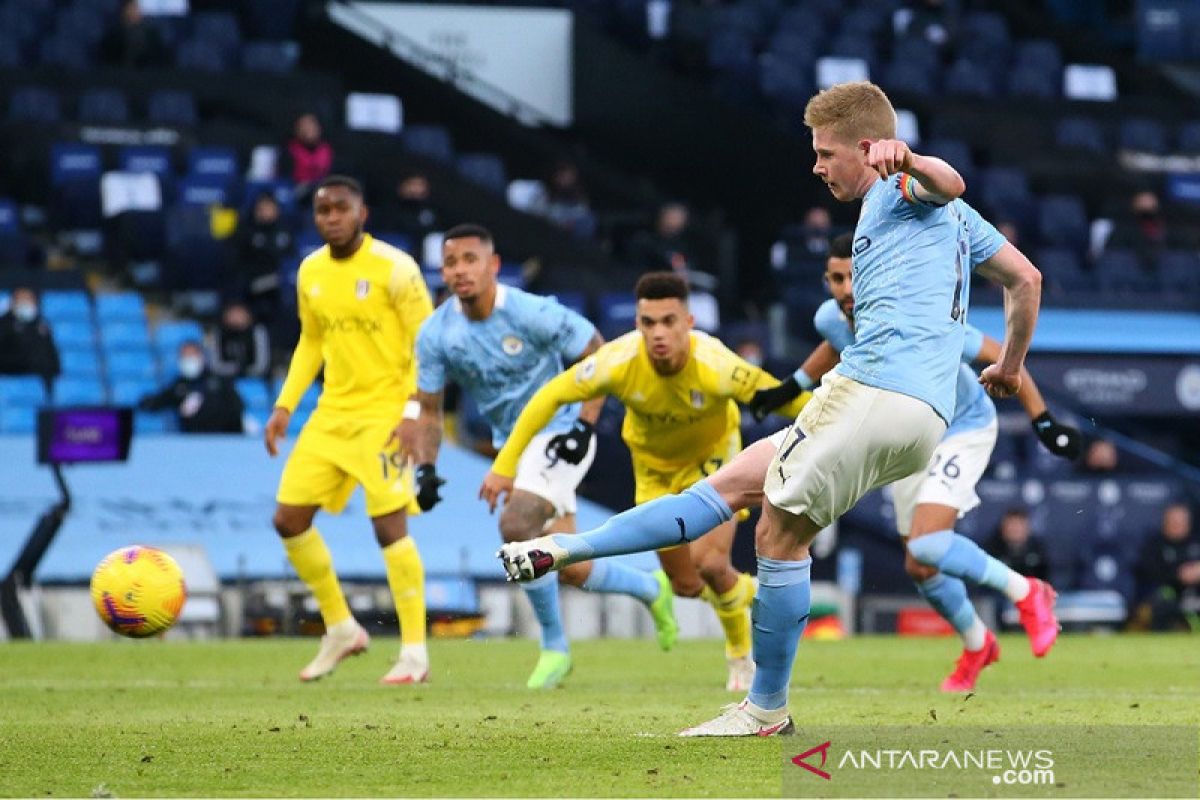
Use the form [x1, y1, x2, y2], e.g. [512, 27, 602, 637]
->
[898, 173, 922, 204]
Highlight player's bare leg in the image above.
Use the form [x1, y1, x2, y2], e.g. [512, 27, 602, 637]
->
[373, 510, 429, 685]
[275, 503, 369, 682]
[690, 520, 756, 692]
[907, 505, 997, 692]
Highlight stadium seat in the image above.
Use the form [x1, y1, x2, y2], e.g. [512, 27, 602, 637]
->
[1118, 117, 1169, 154]
[707, 31, 757, 73]
[759, 56, 815, 110]
[53, 377, 106, 405]
[155, 320, 205, 355]
[95, 292, 147, 323]
[835, 9, 886, 39]
[147, 90, 198, 128]
[943, 59, 996, 98]
[134, 410, 175, 434]
[41, 290, 92, 322]
[1034, 247, 1091, 294]
[1094, 248, 1158, 293]
[8, 86, 62, 124]
[1135, 0, 1196, 61]
[39, 33, 91, 70]
[373, 231, 414, 253]
[715, 4, 769, 40]
[78, 88, 130, 125]
[960, 10, 1010, 53]
[177, 175, 235, 207]
[923, 138, 975, 187]
[0, 4, 43, 51]
[979, 167, 1032, 217]
[100, 320, 151, 351]
[105, 349, 158, 381]
[60, 348, 101, 378]
[1157, 250, 1200, 291]
[827, 35, 877, 65]
[597, 292, 637, 339]
[0, 405, 37, 434]
[192, 10, 242, 53]
[766, 31, 820, 66]
[188, 147, 239, 179]
[551, 291, 588, 318]
[1007, 65, 1058, 99]
[881, 60, 936, 97]
[51, 320, 96, 350]
[175, 38, 229, 72]
[0, 32, 23, 69]
[241, 179, 296, 216]
[1037, 195, 1090, 253]
[1177, 121, 1200, 153]
[110, 378, 157, 406]
[1056, 117, 1108, 154]
[164, 207, 227, 292]
[456, 153, 508, 194]
[245, 0, 301, 40]
[235, 378, 271, 411]
[55, 5, 105, 48]
[402, 125, 455, 164]
[240, 40, 299, 73]
[50, 143, 103, 229]
[0, 375, 47, 406]
[118, 146, 174, 180]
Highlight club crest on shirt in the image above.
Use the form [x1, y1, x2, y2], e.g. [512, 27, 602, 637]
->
[355, 279, 370, 300]
[690, 389, 704, 409]
[577, 358, 597, 383]
[309, 283, 321, 298]
[501, 335, 524, 356]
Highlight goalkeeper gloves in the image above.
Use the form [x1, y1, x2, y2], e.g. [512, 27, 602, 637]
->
[544, 419, 595, 466]
[1032, 412, 1082, 460]
[414, 463, 445, 511]
[749, 377, 803, 422]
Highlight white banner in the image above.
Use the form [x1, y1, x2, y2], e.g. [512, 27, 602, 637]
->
[329, 1, 573, 127]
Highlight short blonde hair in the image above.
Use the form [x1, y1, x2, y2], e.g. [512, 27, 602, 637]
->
[804, 81, 896, 142]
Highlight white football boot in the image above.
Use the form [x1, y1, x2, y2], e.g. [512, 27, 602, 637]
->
[679, 699, 794, 737]
[380, 643, 430, 685]
[298, 620, 369, 682]
[497, 535, 571, 582]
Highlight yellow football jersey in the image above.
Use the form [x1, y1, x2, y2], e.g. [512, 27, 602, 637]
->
[276, 234, 433, 419]
[493, 330, 809, 476]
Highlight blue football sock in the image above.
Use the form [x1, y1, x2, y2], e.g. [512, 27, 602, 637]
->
[580, 560, 659, 604]
[747, 556, 811, 711]
[907, 530, 1015, 592]
[522, 573, 568, 653]
[551, 481, 733, 564]
[917, 573, 979, 636]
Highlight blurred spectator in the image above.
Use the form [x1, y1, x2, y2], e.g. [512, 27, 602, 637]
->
[235, 192, 292, 320]
[543, 161, 596, 240]
[984, 508, 1049, 582]
[374, 172, 440, 245]
[139, 341, 244, 433]
[1077, 439, 1119, 474]
[1132, 502, 1200, 631]
[0, 287, 60, 391]
[778, 207, 834, 264]
[627, 202, 699, 273]
[100, 0, 168, 68]
[286, 113, 334, 198]
[899, 0, 958, 48]
[211, 302, 270, 378]
[1105, 191, 1190, 259]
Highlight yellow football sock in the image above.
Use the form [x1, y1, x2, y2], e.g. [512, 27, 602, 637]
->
[382, 536, 426, 646]
[283, 527, 351, 629]
[701, 572, 755, 659]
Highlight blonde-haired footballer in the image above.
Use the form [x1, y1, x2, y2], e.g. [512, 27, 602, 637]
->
[264, 175, 434, 685]
[481, 271, 810, 692]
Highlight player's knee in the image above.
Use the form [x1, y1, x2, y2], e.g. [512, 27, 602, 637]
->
[696, 550, 732, 586]
[498, 510, 537, 543]
[272, 507, 308, 538]
[669, 573, 704, 598]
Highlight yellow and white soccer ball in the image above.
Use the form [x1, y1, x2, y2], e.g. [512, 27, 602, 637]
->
[90, 546, 188, 638]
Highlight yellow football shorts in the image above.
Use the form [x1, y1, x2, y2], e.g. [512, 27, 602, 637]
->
[631, 426, 749, 519]
[276, 411, 420, 517]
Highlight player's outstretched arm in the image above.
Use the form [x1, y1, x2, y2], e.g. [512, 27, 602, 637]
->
[864, 139, 965, 203]
[544, 329, 607, 465]
[974, 242, 1042, 398]
[748, 341, 838, 422]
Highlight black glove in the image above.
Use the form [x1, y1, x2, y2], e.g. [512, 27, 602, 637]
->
[544, 419, 594, 466]
[749, 377, 802, 422]
[414, 463, 445, 511]
[1032, 412, 1082, 460]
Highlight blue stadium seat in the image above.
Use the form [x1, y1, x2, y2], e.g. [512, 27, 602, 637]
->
[1056, 117, 1107, 154]
[1135, 0, 1197, 61]
[777, 4, 830, 36]
[890, 37, 940, 71]
[0, 406, 37, 434]
[0, 375, 47, 406]
[55, 5, 105, 47]
[177, 175, 235, 207]
[50, 143, 102, 229]
[41, 290, 92, 322]
[0, 4, 43, 50]
[1033, 247, 1093, 294]
[188, 147, 239, 178]
[597, 292, 637, 338]
[164, 207, 226, 293]
[759, 56, 815, 109]
[175, 38, 229, 72]
[402, 125, 455, 164]
[105, 349, 158, 381]
[943, 58, 996, 98]
[0, 32, 24, 69]
[1007, 65, 1058, 98]
[881, 60, 936, 97]
[78, 88, 130, 125]
[95, 292, 147, 323]
[923, 138, 975, 187]
[192, 10, 242, 52]
[59, 348, 101, 378]
[766, 31, 819, 65]
[235, 378, 271, 411]
[716, 3, 769, 40]
[707, 31, 757, 72]
[241, 179, 296, 216]
[100, 320, 151, 350]
[147, 90, 198, 128]
[1177, 121, 1200, 153]
[979, 167, 1032, 216]
[1014, 39, 1063, 74]
[134, 410, 175, 434]
[1037, 195, 1089, 253]
[551, 291, 588, 318]
[155, 320, 205, 355]
[51, 320, 96, 349]
[8, 86, 61, 124]
[373, 231, 414, 253]
[836, 8, 886, 39]
[39, 33, 91, 70]
[110, 378, 156, 406]
[53, 377, 106, 405]
[456, 153, 508, 194]
[118, 145, 174, 179]
[827, 35, 877, 65]
[1094, 248, 1158, 293]
[240, 40, 298, 73]
[1157, 250, 1200, 292]
[1118, 117, 1169, 155]
[961, 10, 1010, 50]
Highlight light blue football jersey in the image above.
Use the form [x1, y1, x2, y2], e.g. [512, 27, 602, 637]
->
[835, 173, 973, 423]
[814, 300, 997, 439]
[417, 285, 596, 448]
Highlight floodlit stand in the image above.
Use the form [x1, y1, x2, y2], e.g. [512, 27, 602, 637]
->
[0, 464, 70, 639]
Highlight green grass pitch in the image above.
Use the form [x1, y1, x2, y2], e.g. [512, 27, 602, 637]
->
[0, 635, 1196, 797]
